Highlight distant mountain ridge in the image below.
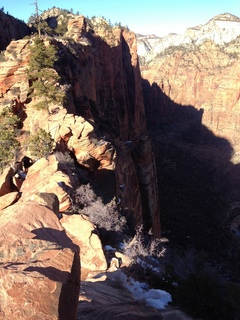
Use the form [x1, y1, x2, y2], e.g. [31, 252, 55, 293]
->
[137, 13, 240, 63]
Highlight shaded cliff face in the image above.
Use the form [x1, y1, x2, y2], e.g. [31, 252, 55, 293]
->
[141, 31, 240, 208]
[60, 17, 160, 236]
[140, 19, 240, 274]
[0, 11, 30, 51]
[0, 16, 160, 237]
[140, 36, 240, 160]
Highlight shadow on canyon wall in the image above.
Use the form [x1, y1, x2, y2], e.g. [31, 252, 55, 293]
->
[142, 79, 240, 269]
[55, 29, 240, 266]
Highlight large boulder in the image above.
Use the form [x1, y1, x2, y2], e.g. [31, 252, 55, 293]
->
[0, 198, 80, 320]
[20, 154, 77, 212]
[61, 213, 107, 280]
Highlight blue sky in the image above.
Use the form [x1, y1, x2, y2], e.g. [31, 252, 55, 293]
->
[1, 0, 239, 37]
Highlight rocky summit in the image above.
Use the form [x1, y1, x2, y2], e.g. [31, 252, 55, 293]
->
[0, 7, 240, 320]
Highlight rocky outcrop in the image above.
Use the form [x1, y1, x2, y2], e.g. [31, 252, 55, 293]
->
[61, 213, 107, 280]
[63, 18, 160, 236]
[0, 39, 30, 97]
[79, 270, 190, 320]
[20, 155, 78, 212]
[0, 197, 80, 320]
[0, 11, 30, 51]
[0, 15, 161, 237]
[0, 191, 18, 210]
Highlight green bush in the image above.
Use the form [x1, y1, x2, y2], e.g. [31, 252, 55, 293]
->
[0, 107, 20, 168]
[27, 37, 65, 109]
[25, 128, 54, 159]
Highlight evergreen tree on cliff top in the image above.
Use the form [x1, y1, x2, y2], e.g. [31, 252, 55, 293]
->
[27, 36, 64, 110]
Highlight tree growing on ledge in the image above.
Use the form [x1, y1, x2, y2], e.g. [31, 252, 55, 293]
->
[27, 36, 65, 110]
[25, 128, 54, 159]
[0, 107, 20, 169]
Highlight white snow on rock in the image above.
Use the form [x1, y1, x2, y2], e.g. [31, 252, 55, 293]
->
[107, 269, 172, 309]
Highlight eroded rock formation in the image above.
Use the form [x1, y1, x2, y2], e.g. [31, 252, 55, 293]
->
[0, 15, 161, 237]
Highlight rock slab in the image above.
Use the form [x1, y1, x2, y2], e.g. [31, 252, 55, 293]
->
[0, 199, 80, 320]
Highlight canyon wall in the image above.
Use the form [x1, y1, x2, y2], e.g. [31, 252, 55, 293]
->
[0, 10, 30, 51]
[141, 39, 240, 158]
[139, 16, 240, 258]
[139, 14, 240, 162]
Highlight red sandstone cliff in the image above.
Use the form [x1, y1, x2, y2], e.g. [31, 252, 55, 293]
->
[0, 16, 160, 237]
[140, 22, 240, 266]
[141, 38, 240, 161]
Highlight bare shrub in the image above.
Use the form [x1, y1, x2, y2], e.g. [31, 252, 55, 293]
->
[75, 183, 97, 208]
[123, 225, 167, 261]
[55, 151, 75, 172]
[89, 199, 126, 232]
[74, 183, 126, 232]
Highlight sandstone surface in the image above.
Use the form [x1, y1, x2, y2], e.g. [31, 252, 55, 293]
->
[0, 191, 18, 210]
[61, 213, 107, 279]
[0, 199, 80, 320]
[20, 155, 78, 212]
[78, 270, 192, 320]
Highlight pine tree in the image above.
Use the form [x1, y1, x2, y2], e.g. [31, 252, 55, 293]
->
[28, 37, 65, 109]
[0, 107, 20, 168]
[26, 128, 54, 159]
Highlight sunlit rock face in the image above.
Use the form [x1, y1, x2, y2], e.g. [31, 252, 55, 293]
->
[0, 199, 80, 320]
[20, 155, 78, 212]
[61, 213, 108, 280]
[141, 40, 240, 146]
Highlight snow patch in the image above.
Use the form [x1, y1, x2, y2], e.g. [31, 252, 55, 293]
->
[108, 270, 172, 309]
